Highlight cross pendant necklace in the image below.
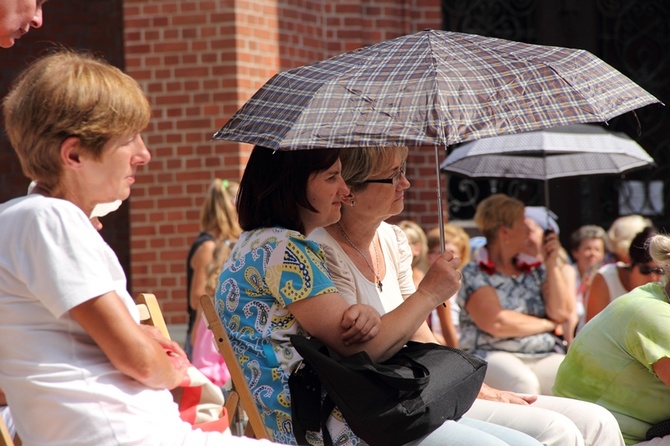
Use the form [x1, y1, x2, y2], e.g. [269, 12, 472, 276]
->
[338, 223, 383, 292]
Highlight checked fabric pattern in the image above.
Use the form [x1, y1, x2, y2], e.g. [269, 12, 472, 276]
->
[213, 29, 660, 150]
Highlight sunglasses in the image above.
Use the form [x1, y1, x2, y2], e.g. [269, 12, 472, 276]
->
[638, 264, 665, 276]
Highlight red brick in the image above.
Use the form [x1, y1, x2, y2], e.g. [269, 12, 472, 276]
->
[122, 0, 443, 324]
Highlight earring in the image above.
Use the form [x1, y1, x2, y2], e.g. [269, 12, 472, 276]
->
[344, 193, 355, 207]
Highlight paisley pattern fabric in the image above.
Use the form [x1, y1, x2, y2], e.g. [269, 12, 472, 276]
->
[215, 227, 360, 445]
[457, 247, 556, 357]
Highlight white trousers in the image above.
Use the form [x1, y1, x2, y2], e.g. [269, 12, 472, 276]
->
[483, 351, 565, 395]
[464, 395, 625, 446]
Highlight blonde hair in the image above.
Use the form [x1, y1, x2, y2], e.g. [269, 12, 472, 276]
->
[607, 214, 653, 260]
[398, 220, 428, 271]
[427, 223, 471, 270]
[3, 49, 151, 190]
[205, 240, 234, 296]
[474, 194, 524, 242]
[340, 146, 409, 190]
[200, 179, 242, 241]
[647, 234, 670, 282]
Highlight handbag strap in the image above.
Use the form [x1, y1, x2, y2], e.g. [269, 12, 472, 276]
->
[293, 408, 309, 446]
[293, 394, 336, 446]
[320, 396, 336, 446]
[340, 353, 430, 391]
[293, 335, 430, 392]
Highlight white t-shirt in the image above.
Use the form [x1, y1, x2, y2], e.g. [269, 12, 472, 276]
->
[312, 222, 414, 312]
[0, 195, 275, 446]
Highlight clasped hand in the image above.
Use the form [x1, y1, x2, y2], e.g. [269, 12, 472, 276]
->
[418, 250, 462, 307]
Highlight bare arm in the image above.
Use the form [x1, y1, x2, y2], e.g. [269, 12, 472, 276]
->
[411, 321, 441, 343]
[435, 300, 459, 347]
[466, 286, 557, 338]
[189, 240, 216, 312]
[70, 292, 188, 390]
[653, 357, 670, 388]
[188, 241, 216, 346]
[289, 251, 462, 362]
[558, 263, 579, 345]
[541, 233, 573, 323]
[585, 272, 611, 322]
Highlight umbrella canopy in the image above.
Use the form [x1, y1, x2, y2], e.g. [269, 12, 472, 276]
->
[213, 29, 660, 150]
[440, 123, 655, 208]
[440, 124, 655, 180]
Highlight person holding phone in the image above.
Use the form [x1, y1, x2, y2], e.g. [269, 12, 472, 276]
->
[457, 194, 573, 396]
[523, 206, 579, 345]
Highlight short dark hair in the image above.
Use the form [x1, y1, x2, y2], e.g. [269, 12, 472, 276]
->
[629, 226, 658, 265]
[237, 146, 341, 233]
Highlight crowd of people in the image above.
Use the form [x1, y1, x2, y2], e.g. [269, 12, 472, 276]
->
[1, 2, 669, 446]
[211, 140, 668, 446]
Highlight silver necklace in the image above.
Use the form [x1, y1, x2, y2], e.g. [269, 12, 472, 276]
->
[338, 223, 383, 292]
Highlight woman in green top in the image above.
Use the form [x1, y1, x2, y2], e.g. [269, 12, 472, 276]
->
[554, 233, 670, 445]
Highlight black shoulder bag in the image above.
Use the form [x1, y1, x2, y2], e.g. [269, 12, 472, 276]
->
[288, 335, 487, 446]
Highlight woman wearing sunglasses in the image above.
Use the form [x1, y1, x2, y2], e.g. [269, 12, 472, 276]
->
[554, 232, 670, 445]
[585, 226, 660, 322]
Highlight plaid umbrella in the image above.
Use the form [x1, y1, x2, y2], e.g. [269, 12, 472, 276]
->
[440, 123, 656, 208]
[213, 29, 661, 150]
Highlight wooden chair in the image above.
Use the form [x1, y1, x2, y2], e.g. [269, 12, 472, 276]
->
[200, 294, 269, 439]
[0, 294, 167, 446]
[136, 292, 171, 339]
[2, 294, 235, 446]
[0, 414, 17, 446]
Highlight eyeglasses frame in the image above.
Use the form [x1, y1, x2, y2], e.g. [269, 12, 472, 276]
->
[363, 163, 407, 186]
[637, 264, 665, 276]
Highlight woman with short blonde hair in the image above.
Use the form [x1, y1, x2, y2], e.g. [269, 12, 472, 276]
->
[458, 194, 572, 396]
[0, 50, 278, 445]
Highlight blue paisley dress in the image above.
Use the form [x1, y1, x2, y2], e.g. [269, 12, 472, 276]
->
[215, 227, 362, 445]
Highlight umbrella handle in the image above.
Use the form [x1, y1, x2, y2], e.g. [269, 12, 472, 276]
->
[434, 145, 449, 309]
[434, 145, 446, 254]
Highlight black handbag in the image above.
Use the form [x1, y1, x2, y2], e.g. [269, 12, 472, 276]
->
[289, 335, 487, 446]
[647, 419, 670, 440]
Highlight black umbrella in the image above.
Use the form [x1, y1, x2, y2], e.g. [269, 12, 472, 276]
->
[441, 124, 656, 209]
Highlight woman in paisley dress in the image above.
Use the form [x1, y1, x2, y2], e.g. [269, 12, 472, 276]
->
[215, 146, 541, 446]
[312, 146, 624, 446]
[457, 194, 572, 396]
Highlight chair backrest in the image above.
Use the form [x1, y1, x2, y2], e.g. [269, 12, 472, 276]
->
[136, 293, 171, 339]
[0, 293, 169, 446]
[137, 293, 232, 433]
[199, 294, 269, 440]
[0, 414, 15, 446]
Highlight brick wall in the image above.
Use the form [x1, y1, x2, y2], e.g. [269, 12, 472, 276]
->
[123, 0, 444, 326]
[0, 0, 132, 281]
[0, 0, 444, 328]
